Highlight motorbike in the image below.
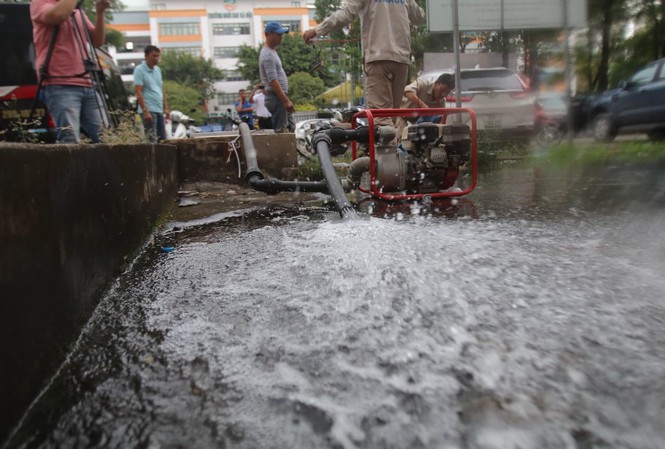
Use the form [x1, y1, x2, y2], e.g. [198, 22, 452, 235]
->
[295, 108, 366, 159]
[166, 110, 197, 139]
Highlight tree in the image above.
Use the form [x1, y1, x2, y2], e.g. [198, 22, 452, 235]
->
[312, 0, 363, 99]
[584, 0, 631, 92]
[105, 28, 125, 49]
[235, 34, 335, 88]
[163, 80, 206, 124]
[158, 52, 224, 103]
[287, 72, 326, 104]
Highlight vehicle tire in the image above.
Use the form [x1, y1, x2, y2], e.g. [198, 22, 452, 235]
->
[535, 123, 563, 148]
[592, 113, 617, 142]
[647, 129, 665, 141]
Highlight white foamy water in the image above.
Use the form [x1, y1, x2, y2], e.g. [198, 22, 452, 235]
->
[123, 212, 665, 449]
[9, 162, 665, 449]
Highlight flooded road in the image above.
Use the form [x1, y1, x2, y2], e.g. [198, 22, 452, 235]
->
[5, 156, 665, 449]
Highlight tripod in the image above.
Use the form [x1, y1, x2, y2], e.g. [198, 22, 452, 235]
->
[28, 0, 118, 140]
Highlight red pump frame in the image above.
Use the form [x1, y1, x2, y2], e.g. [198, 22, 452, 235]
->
[351, 107, 478, 201]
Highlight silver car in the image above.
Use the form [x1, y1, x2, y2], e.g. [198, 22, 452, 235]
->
[420, 67, 535, 144]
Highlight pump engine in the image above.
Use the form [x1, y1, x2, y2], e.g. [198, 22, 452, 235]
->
[373, 122, 471, 193]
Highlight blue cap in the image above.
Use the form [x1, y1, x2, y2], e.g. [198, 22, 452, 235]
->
[265, 22, 289, 34]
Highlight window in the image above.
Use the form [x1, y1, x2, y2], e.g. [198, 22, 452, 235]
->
[163, 47, 201, 57]
[629, 63, 658, 86]
[209, 12, 253, 19]
[214, 47, 240, 59]
[222, 71, 245, 82]
[217, 92, 238, 104]
[291, 1, 301, 6]
[212, 23, 250, 35]
[461, 69, 525, 91]
[159, 22, 200, 36]
[262, 20, 301, 33]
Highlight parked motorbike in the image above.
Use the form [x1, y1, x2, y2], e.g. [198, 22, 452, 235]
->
[166, 110, 196, 139]
[295, 108, 366, 159]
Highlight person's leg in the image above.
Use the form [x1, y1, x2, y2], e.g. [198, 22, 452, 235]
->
[390, 62, 409, 110]
[286, 110, 295, 133]
[79, 87, 104, 143]
[265, 93, 286, 132]
[142, 112, 159, 142]
[363, 61, 397, 126]
[154, 113, 167, 141]
[43, 85, 83, 143]
[259, 116, 272, 129]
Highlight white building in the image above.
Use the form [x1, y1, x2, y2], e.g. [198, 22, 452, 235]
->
[108, 0, 315, 112]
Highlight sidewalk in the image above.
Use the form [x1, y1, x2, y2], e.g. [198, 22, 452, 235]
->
[171, 180, 325, 223]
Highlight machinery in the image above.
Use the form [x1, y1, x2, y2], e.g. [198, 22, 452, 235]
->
[239, 107, 477, 219]
[342, 108, 477, 201]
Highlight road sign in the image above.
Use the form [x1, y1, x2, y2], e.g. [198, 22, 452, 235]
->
[427, 0, 587, 32]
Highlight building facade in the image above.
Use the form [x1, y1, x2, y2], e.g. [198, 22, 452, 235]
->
[108, 0, 315, 112]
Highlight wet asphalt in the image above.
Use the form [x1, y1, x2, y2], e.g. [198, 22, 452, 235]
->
[4, 152, 665, 449]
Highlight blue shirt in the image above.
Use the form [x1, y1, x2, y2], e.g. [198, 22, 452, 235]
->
[235, 99, 254, 127]
[133, 62, 164, 114]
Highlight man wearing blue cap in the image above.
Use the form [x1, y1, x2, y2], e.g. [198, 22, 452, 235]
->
[259, 21, 295, 133]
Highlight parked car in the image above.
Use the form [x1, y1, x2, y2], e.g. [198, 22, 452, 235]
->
[0, 2, 130, 143]
[533, 91, 593, 146]
[420, 67, 535, 144]
[586, 57, 665, 141]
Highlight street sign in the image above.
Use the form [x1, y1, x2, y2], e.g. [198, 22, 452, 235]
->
[427, 0, 587, 32]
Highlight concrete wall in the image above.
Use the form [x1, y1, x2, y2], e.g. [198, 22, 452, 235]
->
[172, 132, 300, 183]
[0, 143, 178, 442]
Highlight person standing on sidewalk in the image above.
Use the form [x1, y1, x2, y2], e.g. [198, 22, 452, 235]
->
[30, 0, 111, 143]
[259, 22, 295, 133]
[134, 45, 168, 142]
[303, 0, 425, 125]
[235, 88, 255, 128]
[251, 84, 272, 129]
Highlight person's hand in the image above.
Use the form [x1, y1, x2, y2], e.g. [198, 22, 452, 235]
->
[303, 29, 317, 44]
[95, 0, 111, 15]
[283, 98, 295, 113]
[143, 110, 153, 123]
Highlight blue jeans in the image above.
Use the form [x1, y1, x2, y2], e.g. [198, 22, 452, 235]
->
[416, 115, 442, 124]
[142, 112, 167, 142]
[265, 92, 294, 132]
[43, 85, 103, 143]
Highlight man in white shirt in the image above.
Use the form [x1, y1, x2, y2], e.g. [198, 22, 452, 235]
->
[251, 84, 272, 129]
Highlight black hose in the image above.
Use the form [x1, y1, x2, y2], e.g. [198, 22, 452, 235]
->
[239, 122, 330, 195]
[312, 132, 357, 220]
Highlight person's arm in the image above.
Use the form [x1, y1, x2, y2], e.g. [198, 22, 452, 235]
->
[304, 0, 364, 43]
[406, 0, 426, 25]
[404, 91, 428, 109]
[89, 0, 110, 48]
[269, 80, 294, 113]
[236, 100, 253, 113]
[38, 0, 78, 25]
[135, 85, 152, 123]
[250, 85, 260, 103]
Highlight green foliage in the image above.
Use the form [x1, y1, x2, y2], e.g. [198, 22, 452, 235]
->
[236, 44, 261, 85]
[288, 72, 326, 104]
[159, 52, 223, 100]
[163, 80, 206, 124]
[105, 28, 125, 49]
[234, 34, 335, 88]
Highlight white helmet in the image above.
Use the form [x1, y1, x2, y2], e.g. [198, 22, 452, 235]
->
[170, 110, 184, 122]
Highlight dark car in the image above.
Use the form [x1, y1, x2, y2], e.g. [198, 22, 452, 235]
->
[587, 58, 665, 141]
[0, 2, 129, 143]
